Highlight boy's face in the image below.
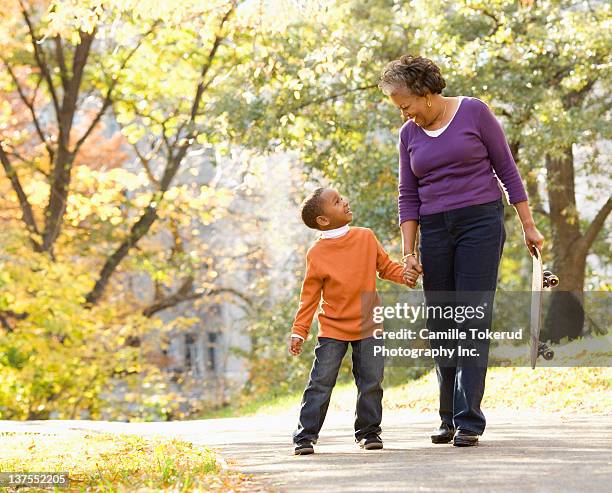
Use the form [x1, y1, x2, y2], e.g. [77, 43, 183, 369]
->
[316, 188, 353, 230]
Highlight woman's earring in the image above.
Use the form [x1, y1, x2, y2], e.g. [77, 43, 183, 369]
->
[427, 99, 432, 108]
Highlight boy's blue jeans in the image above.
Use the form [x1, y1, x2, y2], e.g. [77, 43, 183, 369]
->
[293, 336, 384, 444]
[419, 199, 506, 435]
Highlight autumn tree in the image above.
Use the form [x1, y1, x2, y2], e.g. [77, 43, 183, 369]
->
[0, 0, 278, 419]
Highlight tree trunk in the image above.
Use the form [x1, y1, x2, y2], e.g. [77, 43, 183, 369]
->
[543, 148, 585, 342]
[84, 201, 160, 306]
[42, 147, 75, 253]
[543, 250, 586, 343]
[40, 30, 95, 254]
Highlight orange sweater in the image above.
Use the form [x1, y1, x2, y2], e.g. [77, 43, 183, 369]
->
[291, 227, 409, 341]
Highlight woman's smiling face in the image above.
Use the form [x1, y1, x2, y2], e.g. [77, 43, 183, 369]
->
[388, 86, 429, 126]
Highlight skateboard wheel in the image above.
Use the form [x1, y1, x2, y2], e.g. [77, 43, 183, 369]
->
[549, 275, 559, 287]
[543, 350, 554, 360]
[543, 270, 552, 277]
[543, 279, 549, 288]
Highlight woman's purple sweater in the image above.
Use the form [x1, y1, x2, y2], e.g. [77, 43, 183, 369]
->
[398, 97, 528, 225]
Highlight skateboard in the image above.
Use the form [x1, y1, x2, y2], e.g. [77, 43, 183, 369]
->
[530, 247, 559, 368]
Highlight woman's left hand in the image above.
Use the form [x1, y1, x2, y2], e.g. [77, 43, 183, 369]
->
[523, 224, 544, 256]
[402, 255, 422, 287]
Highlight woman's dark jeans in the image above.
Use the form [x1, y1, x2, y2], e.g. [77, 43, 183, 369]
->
[293, 336, 384, 444]
[419, 199, 506, 435]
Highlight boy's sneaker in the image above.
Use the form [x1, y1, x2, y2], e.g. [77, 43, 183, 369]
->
[358, 434, 383, 450]
[294, 440, 314, 455]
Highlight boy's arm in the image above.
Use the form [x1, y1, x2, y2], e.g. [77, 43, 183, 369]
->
[291, 252, 323, 340]
[374, 232, 410, 286]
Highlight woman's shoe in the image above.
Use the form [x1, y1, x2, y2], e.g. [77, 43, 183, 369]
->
[431, 423, 455, 444]
[359, 434, 384, 450]
[453, 429, 479, 447]
[294, 440, 314, 455]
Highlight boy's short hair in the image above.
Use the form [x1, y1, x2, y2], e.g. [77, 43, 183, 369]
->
[300, 187, 326, 230]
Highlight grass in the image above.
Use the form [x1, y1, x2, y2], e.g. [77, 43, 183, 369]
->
[200, 390, 304, 419]
[203, 335, 611, 418]
[203, 366, 611, 419]
[383, 366, 611, 414]
[0, 431, 258, 492]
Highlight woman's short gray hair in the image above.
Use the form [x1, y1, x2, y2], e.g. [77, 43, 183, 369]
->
[379, 55, 446, 96]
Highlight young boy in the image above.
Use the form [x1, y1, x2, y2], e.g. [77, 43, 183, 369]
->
[289, 187, 415, 455]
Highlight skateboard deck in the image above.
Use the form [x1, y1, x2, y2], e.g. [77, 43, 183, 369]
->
[530, 247, 558, 368]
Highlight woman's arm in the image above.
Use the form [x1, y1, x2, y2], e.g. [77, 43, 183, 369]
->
[400, 220, 419, 255]
[397, 132, 423, 282]
[398, 134, 421, 226]
[400, 220, 422, 283]
[476, 101, 528, 205]
[477, 101, 544, 255]
[513, 200, 544, 256]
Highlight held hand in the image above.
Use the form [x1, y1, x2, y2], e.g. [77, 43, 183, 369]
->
[289, 335, 303, 356]
[523, 224, 544, 256]
[402, 255, 423, 287]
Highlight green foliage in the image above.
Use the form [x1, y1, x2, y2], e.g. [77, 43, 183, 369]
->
[0, 158, 242, 420]
[0, 229, 119, 418]
[238, 0, 610, 256]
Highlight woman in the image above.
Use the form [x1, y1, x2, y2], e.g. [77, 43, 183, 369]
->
[379, 55, 544, 446]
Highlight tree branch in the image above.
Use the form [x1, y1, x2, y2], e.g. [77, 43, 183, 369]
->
[169, 3, 235, 154]
[188, 7, 234, 123]
[562, 79, 597, 109]
[73, 22, 160, 154]
[143, 285, 252, 318]
[0, 56, 54, 160]
[0, 144, 42, 249]
[57, 30, 96, 148]
[581, 196, 612, 251]
[289, 83, 378, 114]
[0, 314, 14, 333]
[0, 309, 28, 333]
[84, 197, 161, 306]
[41, 29, 96, 253]
[53, 35, 69, 92]
[142, 276, 193, 317]
[19, 0, 61, 118]
[131, 140, 162, 187]
[84, 7, 235, 306]
[472, 7, 502, 36]
[4, 146, 49, 178]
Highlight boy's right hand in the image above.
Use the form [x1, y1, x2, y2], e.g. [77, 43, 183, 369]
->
[403, 256, 422, 287]
[289, 335, 303, 356]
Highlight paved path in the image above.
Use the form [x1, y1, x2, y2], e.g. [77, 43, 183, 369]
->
[2, 409, 611, 492]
